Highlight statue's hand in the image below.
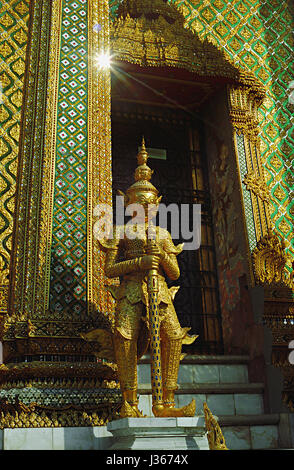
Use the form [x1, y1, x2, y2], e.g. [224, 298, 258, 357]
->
[146, 240, 164, 260]
[139, 255, 160, 271]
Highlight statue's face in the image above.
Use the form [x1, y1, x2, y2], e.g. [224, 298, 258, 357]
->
[127, 191, 159, 222]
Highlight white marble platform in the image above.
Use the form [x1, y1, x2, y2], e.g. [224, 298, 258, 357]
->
[107, 417, 209, 450]
[0, 426, 113, 450]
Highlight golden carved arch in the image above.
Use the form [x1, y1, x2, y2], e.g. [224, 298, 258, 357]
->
[110, 0, 270, 276]
[110, 0, 265, 97]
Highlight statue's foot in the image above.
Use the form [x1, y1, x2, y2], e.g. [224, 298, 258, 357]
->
[152, 399, 196, 418]
[120, 400, 146, 418]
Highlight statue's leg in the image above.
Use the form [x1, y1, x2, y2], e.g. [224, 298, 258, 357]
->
[161, 337, 183, 408]
[113, 299, 144, 417]
[160, 303, 183, 409]
[113, 332, 141, 416]
[156, 303, 196, 417]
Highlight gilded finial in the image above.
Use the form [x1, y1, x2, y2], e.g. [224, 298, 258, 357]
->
[137, 136, 149, 166]
[119, 137, 160, 206]
[134, 138, 153, 184]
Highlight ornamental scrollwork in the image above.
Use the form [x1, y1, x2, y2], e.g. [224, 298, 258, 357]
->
[203, 402, 228, 450]
[243, 171, 271, 203]
[111, 0, 263, 96]
[252, 230, 293, 287]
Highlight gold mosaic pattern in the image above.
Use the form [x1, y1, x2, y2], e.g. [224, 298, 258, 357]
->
[0, 0, 30, 311]
[40, 0, 63, 317]
[8, 0, 52, 321]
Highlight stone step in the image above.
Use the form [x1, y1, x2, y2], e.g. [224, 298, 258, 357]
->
[218, 413, 280, 426]
[136, 355, 282, 449]
[138, 385, 265, 417]
[138, 382, 264, 394]
[218, 414, 280, 450]
[138, 361, 249, 385]
[136, 393, 279, 450]
[139, 354, 250, 365]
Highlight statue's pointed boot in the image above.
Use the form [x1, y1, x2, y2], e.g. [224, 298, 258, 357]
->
[152, 399, 196, 417]
[152, 390, 196, 417]
[120, 390, 146, 418]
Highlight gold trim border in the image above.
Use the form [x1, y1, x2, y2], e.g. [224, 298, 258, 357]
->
[231, 129, 255, 287]
[88, 0, 114, 318]
[228, 84, 273, 287]
[38, 0, 63, 316]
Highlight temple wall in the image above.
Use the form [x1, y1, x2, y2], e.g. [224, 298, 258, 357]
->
[203, 89, 288, 411]
[0, 0, 292, 361]
[110, 0, 294, 265]
[0, 0, 30, 316]
[202, 89, 264, 363]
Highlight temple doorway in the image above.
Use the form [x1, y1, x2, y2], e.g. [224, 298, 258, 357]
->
[110, 62, 224, 354]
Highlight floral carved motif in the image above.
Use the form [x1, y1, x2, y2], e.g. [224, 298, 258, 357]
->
[243, 171, 271, 203]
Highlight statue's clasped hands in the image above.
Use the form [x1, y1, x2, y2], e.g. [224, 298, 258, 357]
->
[139, 240, 164, 271]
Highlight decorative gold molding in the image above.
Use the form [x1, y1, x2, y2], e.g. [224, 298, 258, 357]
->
[0, 361, 117, 382]
[243, 171, 271, 203]
[111, 0, 264, 95]
[203, 402, 228, 450]
[0, 285, 8, 316]
[8, 0, 52, 320]
[0, 407, 119, 429]
[0, 377, 119, 391]
[39, 0, 63, 317]
[228, 85, 264, 141]
[228, 84, 272, 250]
[0, 0, 30, 312]
[252, 230, 293, 287]
[88, 0, 115, 320]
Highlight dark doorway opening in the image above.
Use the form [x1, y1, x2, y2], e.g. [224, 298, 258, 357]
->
[111, 66, 223, 354]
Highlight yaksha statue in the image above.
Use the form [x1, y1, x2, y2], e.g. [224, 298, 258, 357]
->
[97, 140, 197, 418]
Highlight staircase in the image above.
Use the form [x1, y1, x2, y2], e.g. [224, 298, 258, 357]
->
[137, 355, 281, 450]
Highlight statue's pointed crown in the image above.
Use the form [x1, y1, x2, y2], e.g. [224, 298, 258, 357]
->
[125, 137, 159, 203]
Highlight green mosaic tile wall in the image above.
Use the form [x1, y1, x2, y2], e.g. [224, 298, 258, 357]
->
[49, 0, 88, 315]
[109, 0, 294, 266]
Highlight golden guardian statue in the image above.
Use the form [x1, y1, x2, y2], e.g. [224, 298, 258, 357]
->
[93, 139, 197, 418]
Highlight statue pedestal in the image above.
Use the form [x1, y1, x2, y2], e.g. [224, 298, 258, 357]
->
[107, 417, 209, 450]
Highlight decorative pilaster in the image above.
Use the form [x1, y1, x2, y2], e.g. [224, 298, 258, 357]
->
[0, 0, 31, 316]
[228, 83, 272, 254]
[3, 0, 53, 361]
[88, 0, 114, 321]
[3, 0, 114, 362]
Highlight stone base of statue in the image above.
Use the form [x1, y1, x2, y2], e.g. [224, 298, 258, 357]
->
[107, 417, 210, 450]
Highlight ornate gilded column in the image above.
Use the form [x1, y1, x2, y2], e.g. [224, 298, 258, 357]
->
[2, 0, 114, 363]
[228, 82, 294, 410]
[0, 0, 31, 317]
[0, 0, 120, 428]
[1, 0, 52, 356]
[88, 0, 114, 319]
[228, 83, 271, 253]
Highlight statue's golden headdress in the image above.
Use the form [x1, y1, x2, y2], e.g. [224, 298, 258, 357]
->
[119, 138, 161, 207]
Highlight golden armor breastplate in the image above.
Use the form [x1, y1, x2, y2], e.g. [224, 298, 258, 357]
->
[123, 235, 148, 260]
